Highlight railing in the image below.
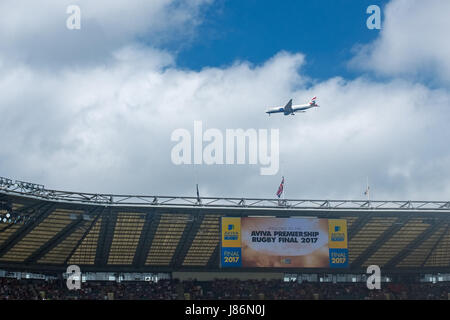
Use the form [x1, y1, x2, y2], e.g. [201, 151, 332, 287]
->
[1, 176, 450, 211]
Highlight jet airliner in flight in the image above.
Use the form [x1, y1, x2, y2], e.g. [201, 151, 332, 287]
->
[266, 97, 319, 116]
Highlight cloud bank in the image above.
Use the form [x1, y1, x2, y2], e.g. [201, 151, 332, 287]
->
[351, 0, 450, 84]
[1, 0, 449, 201]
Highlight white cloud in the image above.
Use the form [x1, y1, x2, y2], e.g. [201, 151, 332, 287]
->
[351, 0, 450, 84]
[0, 0, 211, 67]
[1, 0, 449, 201]
[1, 46, 449, 200]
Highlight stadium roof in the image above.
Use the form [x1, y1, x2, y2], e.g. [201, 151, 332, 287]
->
[0, 177, 450, 274]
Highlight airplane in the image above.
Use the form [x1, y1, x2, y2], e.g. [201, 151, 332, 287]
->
[266, 97, 319, 116]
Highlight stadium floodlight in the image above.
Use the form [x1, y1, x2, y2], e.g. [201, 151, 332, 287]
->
[6, 213, 10, 218]
[2, 218, 6, 223]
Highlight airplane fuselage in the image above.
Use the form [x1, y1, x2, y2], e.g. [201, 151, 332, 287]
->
[266, 103, 317, 115]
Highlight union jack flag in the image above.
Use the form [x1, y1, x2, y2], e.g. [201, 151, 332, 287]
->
[276, 176, 285, 198]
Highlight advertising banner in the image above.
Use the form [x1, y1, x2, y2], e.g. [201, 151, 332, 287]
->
[220, 217, 242, 267]
[220, 217, 348, 268]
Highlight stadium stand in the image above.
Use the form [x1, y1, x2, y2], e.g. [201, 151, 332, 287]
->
[1, 177, 450, 300]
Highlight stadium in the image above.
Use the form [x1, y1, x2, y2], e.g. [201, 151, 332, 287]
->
[0, 176, 449, 300]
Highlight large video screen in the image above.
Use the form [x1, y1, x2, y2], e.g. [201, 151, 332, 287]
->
[221, 217, 348, 268]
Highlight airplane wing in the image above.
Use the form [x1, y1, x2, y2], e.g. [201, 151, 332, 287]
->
[284, 99, 293, 112]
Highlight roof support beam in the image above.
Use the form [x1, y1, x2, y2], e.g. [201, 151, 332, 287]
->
[350, 216, 410, 268]
[172, 212, 203, 268]
[422, 223, 450, 267]
[207, 243, 220, 269]
[0, 202, 55, 258]
[384, 220, 443, 268]
[133, 210, 159, 268]
[25, 207, 101, 264]
[64, 208, 104, 265]
[348, 214, 373, 241]
[0, 201, 46, 233]
[25, 217, 84, 264]
[95, 208, 117, 266]
[3, 188, 450, 212]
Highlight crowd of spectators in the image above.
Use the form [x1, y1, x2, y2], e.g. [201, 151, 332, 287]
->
[0, 278, 179, 300]
[0, 277, 449, 300]
[182, 279, 450, 300]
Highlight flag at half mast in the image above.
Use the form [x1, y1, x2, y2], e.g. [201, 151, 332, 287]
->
[364, 177, 370, 201]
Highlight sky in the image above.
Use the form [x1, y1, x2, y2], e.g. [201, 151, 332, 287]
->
[175, 0, 388, 80]
[0, 0, 449, 201]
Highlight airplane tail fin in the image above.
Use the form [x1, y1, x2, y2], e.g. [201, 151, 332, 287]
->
[309, 96, 318, 106]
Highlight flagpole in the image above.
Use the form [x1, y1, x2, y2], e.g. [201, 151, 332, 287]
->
[366, 176, 370, 202]
[195, 163, 200, 204]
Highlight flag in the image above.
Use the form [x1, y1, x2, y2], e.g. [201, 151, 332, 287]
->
[364, 186, 369, 195]
[364, 177, 370, 198]
[196, 184, 200, 202]
[276, 176, 285, 198]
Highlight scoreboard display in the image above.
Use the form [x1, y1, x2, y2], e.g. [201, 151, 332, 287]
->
[221, 217, 348, 268]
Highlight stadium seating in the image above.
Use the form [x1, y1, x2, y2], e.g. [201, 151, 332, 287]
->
[0, 278, 449, 300]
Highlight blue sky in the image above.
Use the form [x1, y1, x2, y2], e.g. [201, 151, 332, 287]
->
[174, 0, 388, 80]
